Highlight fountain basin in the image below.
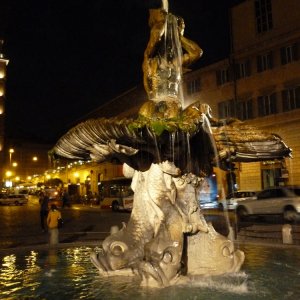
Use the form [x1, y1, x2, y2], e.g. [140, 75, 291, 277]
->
[0, 242, 299, 299]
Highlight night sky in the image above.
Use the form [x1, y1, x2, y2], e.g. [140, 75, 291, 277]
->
[1, 0, 243, 143]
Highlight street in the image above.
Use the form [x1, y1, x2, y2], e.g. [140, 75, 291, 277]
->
[0, 196, 233, 251]
[1, 196, 299, 253]
[0, 196, 130, 251]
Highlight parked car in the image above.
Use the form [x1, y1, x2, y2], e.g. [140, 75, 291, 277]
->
[18, 189, 29, 200]
[199, 197, 219, 210]
[236, 186, 300, 222]
[0, 194, 28, 206]
[220, 191, 257, 210]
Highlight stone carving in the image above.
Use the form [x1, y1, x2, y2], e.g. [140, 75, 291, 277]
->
[52, 0, 291, 288]
[90, 162, 244, 287]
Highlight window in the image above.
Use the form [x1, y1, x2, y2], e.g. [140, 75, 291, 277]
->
[235, 61, 251, 79]
[280, 44, 298, 65]
[255, 0, 273, 33]
[216, 68, 231, 85]
[282, 87, 300, 111]
[257, 93, 277, 116]
[237, 99, 253, 120]
[218, 99, 235, 118]
[257, 52, 273, 72]
[187, 78, 200, 95]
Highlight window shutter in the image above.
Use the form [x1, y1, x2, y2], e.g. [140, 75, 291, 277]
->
[270, 93, 277, 114]
[257, 96, 263, 116]
[235, 64, 240, 79]
[257, 56, 262, 72]
[245, 60, 251, 76]
[216, 70, 221, 85]
[296, 87, 300, 108]
[280, 47, 287, 65]
[293, 43, 298, 61]
[268, 51, 273, 69]
[282, 90, 288, 112]
[248, 100, 253, 119]
[228, 66, 234, 82]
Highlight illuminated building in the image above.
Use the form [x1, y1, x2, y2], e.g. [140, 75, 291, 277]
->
[0, 39, 9, 180]
[183, 0, 300, 192]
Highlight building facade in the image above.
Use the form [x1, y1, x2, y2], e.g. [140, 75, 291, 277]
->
[183, 0, 300, 193]
[0, 40, 9, 162]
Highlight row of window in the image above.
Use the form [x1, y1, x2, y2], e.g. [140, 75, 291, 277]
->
[186, 42, 299, 94]
[218, 86, 300, 120]
[217, 43, 299, 85]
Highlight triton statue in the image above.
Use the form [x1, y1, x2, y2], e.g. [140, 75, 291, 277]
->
[52, 1, 291, 288]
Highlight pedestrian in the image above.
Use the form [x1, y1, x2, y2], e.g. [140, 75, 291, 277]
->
[47, 204, 62, 246]
[62, 189, 70, 208]
[39, 192, 49, 232]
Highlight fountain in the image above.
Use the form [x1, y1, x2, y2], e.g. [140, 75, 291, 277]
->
[52, 1, 291, 289]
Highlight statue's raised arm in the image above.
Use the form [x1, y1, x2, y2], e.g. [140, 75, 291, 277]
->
[177, 17, 203, 71]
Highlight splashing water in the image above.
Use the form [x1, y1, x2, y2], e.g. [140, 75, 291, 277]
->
[162, 0, 168, 13]
[153, 8, 184, 106]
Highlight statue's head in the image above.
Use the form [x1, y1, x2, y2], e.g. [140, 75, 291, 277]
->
[148, 8, 167, 28]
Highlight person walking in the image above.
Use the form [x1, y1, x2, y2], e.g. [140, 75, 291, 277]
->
[62, 189, 70, 208]
[39, 192, 49, 232]
[47, 204, 62, 246]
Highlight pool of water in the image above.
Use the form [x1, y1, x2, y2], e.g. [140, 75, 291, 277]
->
[0, 243, 299, 299]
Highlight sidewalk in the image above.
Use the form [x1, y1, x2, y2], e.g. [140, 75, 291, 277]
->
[237, 223, 300, 245]
[70, 203, 102, 211]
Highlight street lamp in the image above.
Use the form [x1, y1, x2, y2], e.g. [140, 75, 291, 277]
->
[9, 148, 14, 166]
[5, 170, 12, 178]
[32, 156, 38, 162]
[5, 170, 13, 188]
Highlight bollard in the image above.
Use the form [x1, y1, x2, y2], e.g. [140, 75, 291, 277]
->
[110, 225, 119, 234]
[227, 225, 235, 241]
[282, 224, 293, 244]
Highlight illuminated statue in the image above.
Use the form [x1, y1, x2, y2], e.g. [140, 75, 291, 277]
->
[142, 8, 203, 105]
[52, 0, 291, 288]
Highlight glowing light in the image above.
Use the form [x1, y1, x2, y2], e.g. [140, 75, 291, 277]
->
[0, 71, 5, 78]
[32, 156, 38, 161]
[5, 180, 12, 188]
[9, 148, 14, 166]
[15, 176, 20, 181]
[74, 172, 79, 178]
[12, 162, 18, 167]
[27, 176, 32, 181]
[5, 170, 12, 177]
